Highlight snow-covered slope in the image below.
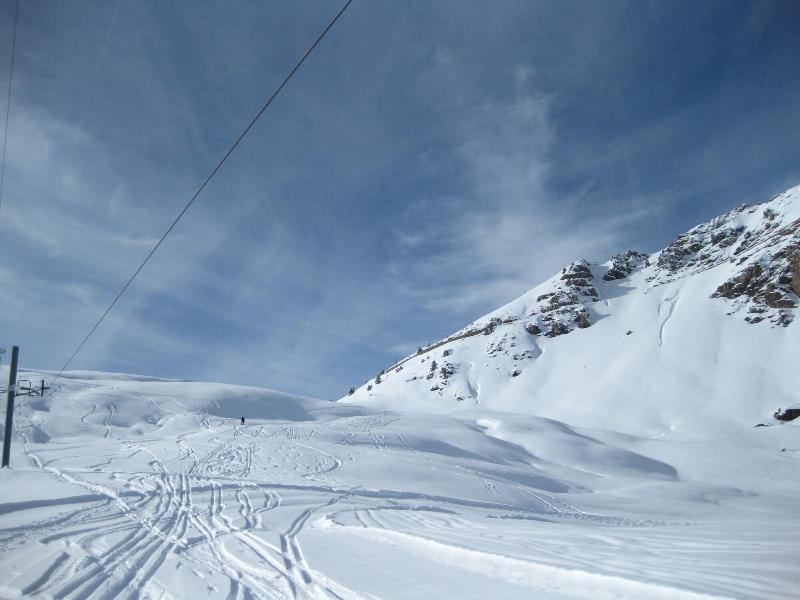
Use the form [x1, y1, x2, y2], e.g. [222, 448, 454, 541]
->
[1, 370, 797, 599]
[344, 186, 800, 433]
[1, 187, 798, 599]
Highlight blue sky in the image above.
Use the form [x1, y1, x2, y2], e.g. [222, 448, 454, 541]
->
[1, 0, 798, 398]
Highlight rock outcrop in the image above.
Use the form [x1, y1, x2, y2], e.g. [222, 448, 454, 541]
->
[604, 250, 649, 280]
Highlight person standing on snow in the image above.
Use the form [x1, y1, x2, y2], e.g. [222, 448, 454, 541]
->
[240, 416, 245, 426]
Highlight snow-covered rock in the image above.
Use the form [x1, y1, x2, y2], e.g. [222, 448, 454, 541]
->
[344, 186, 800, 433]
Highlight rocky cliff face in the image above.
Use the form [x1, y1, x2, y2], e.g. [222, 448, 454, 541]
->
[343, 186, 800, 430]
[650, 195, 800, 327]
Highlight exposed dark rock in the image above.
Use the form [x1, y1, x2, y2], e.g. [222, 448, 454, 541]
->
[486, 335, 509, 356]
[561, 261, 593, 284]
[603, 268, 627, 281]
[791, 251, 800, 296]
[511, 370, 521, 377]
[602, 250, 649, 280]
[540, 292, 579, 313]
[711, 226, 744, 247]
[713, 229, 799, 324]
[525, 323, 541, 335]
[764, 284, 796, 309]
[713, 264, 765, 299]
[776, 219, 800, 237]
[733, 239, 750, 256]
[575, 311, 591, 329]
[657, 241, 693, 272]
[483, 318, 502, 335]
[544, 322, 570, 337]
[774, 407, 800, 422]
[440, 363, 456, 379]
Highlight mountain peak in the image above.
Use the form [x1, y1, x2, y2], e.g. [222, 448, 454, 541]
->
[650, 186, 799, 326]
[345, 186, 799, 432]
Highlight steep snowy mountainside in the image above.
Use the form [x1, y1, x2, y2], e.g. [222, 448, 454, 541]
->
[344, 186, 800, 432]
[652, 189, 800, 327]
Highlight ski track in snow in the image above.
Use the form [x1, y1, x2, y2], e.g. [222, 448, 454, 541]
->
[0, 375, 797, 600]
[658, 295, 679, 348]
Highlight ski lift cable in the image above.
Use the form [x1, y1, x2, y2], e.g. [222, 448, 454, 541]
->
[0, 0, 20, 221]
[51, 0, 354, 384]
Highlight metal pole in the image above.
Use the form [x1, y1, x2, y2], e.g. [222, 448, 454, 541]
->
[2, 345, 19, 468]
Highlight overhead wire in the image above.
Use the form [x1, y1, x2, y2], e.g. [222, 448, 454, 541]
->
[52, 0, 354, 383]
[0, 0, 20, 221]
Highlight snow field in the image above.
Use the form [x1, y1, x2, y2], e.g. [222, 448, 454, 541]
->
[0, 372, 797, 599]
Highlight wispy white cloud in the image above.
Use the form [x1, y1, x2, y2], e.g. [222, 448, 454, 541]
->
[2, 0, 797, 398]
[389, 67, 653, 319]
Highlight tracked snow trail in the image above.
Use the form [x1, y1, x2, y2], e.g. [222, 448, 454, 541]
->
[0, 372, 798, 599]
[11, 426, 357, 599]
[658, 295, 679, 347]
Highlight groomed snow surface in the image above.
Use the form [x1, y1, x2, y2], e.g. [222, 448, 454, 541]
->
[0, 370, 797, 599]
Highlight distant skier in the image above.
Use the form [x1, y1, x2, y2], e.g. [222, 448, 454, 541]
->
[240, 416, 245, 426]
